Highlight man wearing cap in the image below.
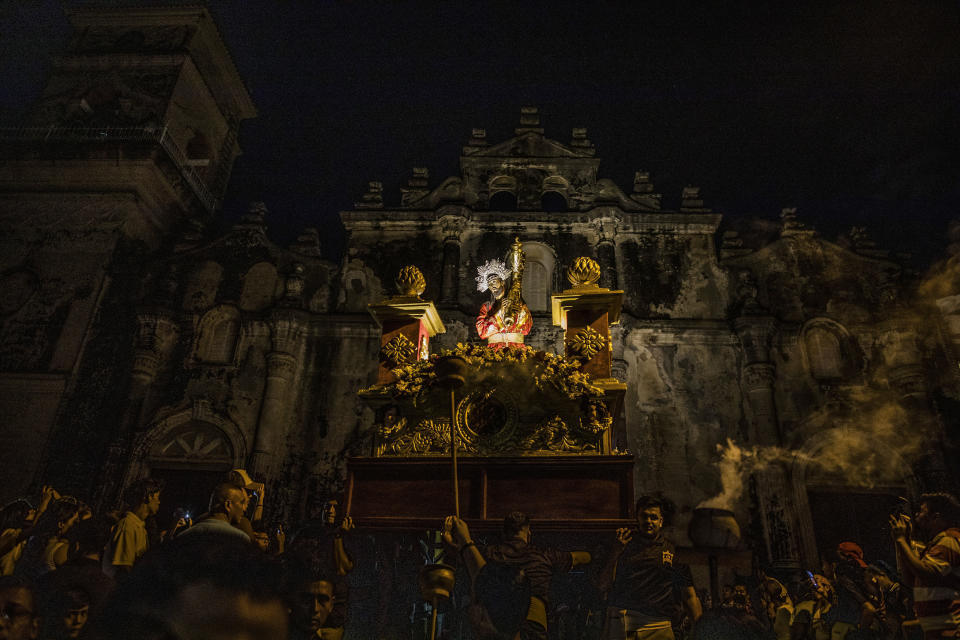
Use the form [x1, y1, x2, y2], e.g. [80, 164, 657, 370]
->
[828, 541, 877, 639]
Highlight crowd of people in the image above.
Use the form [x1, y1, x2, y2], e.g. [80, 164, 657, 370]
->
[0, 473, 956, 640]
[683, 493, 960, 640]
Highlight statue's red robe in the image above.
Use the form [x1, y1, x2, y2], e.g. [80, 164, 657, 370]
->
[476, 299, 532, 350]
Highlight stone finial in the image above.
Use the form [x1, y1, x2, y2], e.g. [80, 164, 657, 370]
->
[633, 171, 654, 193]
[395, 265, 426, 298]
[515, 106, 544, 135]
[570, 127, 593, 148]
[520, 106, 540, 126]
[282, 263, 305, 304]
[243, 201, 268, 223]
[409, 167, 429, 188]
[566, 257, 602, 288]
[291, 228, 322, 257]
[401, 168, 430, 207]
[721, 230, 751, 259]
[680, 186, 705, 211]
[355, 181, 384, 209]
[468, 128, 488, 146]
[231, 201, 268, 235]
[779, 207, 810, 236]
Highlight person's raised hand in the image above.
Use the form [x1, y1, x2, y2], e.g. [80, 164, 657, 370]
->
[40, 485, 55, 504]
[889, 514, 910, 541]
[442, 515, 472, 549]
[339, 516, 354, 534]
[616, 527, 633, 547]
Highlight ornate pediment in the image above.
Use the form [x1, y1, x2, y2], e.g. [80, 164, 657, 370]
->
[463, 131, 590, 159]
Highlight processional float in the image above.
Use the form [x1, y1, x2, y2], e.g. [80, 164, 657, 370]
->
[347, 239, 631, 637]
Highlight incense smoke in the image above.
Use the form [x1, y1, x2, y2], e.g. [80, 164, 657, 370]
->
[696, 389, 928, 510]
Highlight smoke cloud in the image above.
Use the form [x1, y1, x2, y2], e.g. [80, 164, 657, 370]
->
[697, 389, 930, 510]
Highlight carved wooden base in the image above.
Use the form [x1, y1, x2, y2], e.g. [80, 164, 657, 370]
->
[345, 455, 635, 531]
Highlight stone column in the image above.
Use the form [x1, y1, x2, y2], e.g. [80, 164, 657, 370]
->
[878, 318, 949, 489]
[591, 214, 619, 290]
[96, 309, 179, 510]
[439, 213, 466, 305]
[249, 310, 308, 481]
[734, 316, 780, 446]
[734, 310, 801, 567]
[878, 319, 928, 402]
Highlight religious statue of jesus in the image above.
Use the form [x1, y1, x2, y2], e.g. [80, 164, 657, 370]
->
[475, 238, 532, 349]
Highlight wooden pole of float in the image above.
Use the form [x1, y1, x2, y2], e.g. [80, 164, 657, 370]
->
[450, 388, 459, 518]
[436, 355, 466, 519]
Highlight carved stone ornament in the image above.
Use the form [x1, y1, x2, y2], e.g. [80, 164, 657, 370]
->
[566, 257, 602, 287]
[568, 326, 606, 359]
[380, 334, 417, 367]
[395, 265, 427, 298]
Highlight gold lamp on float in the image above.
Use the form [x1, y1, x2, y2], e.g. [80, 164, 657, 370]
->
[418, 562, 456, 640]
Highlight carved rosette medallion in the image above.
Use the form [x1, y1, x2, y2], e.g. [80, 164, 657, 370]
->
[566, 257, 602, 287]
[455, 388, 519, 452]
[380, 334, 417, 367]
[568, 326, 606, 359]
[395, 265, 427, 298]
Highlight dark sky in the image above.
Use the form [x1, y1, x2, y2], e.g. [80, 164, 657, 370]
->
[2, 1, 959, 265]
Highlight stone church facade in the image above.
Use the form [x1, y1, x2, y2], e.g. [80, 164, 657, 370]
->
[1, 6, 958, 573]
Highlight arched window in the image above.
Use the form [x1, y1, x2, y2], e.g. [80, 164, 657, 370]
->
[802, 321, 849, 381]
[541, 176, 569, 212]
[488, 175, 518, 211]
[239, 262, 279, 311]
[196, 306, 241, 364]
[520, 242, 556, 312]
[489, 191, 518, 211]
[540, 191, 567, 212]
[524, 261, 549, 311]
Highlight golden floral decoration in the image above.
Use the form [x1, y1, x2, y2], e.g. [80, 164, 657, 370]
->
[566, 256, 602, 287]
[380, 334, 416, 367]
[568, 326, 606, 359]
[395, 265, 426, 297]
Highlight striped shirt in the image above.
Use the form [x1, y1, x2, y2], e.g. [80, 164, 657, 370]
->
[911, 528, 960, 638]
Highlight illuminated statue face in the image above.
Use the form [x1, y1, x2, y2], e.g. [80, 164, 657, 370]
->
[487, 275, 505, 298]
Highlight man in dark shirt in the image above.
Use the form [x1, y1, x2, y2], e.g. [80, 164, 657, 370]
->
[443, 512, 591, 640]
[599, 496, 702, 639]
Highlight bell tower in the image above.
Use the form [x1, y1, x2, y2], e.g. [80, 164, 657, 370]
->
[0, 6, 255, 501]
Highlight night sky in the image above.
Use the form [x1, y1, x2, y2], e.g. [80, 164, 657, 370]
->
[2, 1, 959, 265]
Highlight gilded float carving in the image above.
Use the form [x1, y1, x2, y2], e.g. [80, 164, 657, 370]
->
[365, 342, 611, 456]
[568, 326, 606, 359]
[380, 334, 417, 368]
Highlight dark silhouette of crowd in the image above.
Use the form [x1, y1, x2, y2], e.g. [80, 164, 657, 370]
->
[0, 477, 957, 640]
